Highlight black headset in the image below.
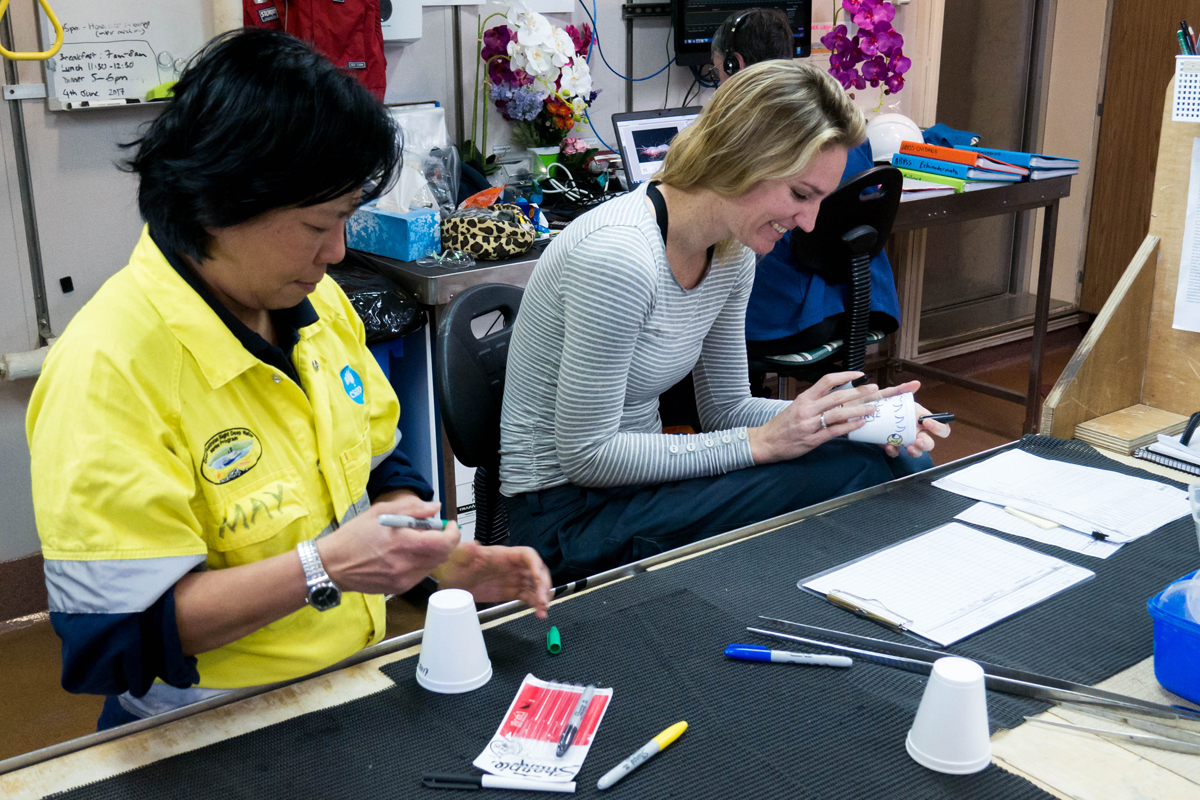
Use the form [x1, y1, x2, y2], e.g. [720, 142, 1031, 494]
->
[722, 11, 751, 76]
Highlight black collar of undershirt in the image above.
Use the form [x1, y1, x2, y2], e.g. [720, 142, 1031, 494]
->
[646, 182, 715, 264]
[150, 229, 319, 386]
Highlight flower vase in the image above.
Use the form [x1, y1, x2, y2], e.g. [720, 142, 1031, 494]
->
[530, 146, 560, 169]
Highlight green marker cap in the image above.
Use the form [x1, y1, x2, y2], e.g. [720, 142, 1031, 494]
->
[546, 626, 562, 654]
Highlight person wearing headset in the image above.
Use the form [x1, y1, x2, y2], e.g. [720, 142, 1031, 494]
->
[711, 8, 902, 365]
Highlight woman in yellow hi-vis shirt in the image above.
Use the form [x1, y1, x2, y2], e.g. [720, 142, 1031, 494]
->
[26, 28, 551, 731]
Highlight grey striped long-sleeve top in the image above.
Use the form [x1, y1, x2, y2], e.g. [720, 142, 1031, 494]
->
[498, 184, 789, 496]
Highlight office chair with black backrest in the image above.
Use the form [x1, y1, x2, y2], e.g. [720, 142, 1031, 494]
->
[747, 165, 903, 389]
[435, 283, 523, 546]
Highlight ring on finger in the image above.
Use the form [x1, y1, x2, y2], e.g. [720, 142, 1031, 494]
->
[819, 412, 828, 429]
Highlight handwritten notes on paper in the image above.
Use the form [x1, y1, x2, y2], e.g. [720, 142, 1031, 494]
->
[41, 2, 207, 107]
[1173, 137, 1200, 332]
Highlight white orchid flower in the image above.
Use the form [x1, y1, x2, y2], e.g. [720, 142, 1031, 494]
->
[523, 44, 553, 77]
[549, 29, 575, 67]
[570, 96, 587, 114]
[559, 62, 592, 99]
[513, 10, 553, 48]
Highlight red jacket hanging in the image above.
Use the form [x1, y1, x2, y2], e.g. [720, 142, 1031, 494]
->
[244, 0, 387, 100]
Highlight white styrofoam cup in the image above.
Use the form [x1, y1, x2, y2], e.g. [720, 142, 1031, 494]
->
[847, 392, 918, 448]
[415, 588, 493, 694]
[905, 656, 992, 774]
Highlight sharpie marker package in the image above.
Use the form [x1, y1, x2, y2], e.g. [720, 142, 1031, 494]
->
[473, 674, 613, 783]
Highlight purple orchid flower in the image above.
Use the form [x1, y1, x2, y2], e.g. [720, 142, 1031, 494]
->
[854, 0, 896, 32]
[860, 55, 887, 85]
[842, 0, 865, 14]
[821, 24, 854, 55]
[886, 73, 905, 94]
[889, 51, 912, 75]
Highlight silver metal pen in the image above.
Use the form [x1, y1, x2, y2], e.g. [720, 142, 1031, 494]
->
[556, 684, 595, 757]
[377, 514, 447, 530]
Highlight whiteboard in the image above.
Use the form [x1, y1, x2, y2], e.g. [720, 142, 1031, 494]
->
[40, 1, 213, 110]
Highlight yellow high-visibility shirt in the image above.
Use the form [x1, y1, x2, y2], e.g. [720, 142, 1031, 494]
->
[28, 227, 401, 689]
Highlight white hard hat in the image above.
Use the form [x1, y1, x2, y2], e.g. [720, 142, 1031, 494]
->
[866, 113, 923, 163]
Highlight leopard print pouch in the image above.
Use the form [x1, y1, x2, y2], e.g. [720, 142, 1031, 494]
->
[442, 204, 536, 260]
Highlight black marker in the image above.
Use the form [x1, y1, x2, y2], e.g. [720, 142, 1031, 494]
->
[918, 413, 955, 425]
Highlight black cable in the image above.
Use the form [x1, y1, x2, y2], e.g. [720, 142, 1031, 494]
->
[680, 76, 696, 107]
[663, 18, 674, 108]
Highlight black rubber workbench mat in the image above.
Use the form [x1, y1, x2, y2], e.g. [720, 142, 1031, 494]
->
[51, 437, 1198, 799]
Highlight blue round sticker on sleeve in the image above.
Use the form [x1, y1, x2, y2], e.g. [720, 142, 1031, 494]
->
[340, 366, 365, 404]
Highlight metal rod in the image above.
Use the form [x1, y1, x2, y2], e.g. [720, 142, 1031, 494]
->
[625, 14, 634, 113]
[1, 12, 51, 342]
[753, 618, 1200, 725]
[891, 358, 1028, 404]
[452, 6, 465, 147]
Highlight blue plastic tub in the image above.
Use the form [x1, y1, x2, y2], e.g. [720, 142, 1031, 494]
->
[1147, 569, 1200, 704]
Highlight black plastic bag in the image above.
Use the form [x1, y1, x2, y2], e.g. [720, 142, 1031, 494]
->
[328, 251, 426, 344]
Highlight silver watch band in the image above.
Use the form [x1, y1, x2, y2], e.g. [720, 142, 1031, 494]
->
[296, 538, 329, 587]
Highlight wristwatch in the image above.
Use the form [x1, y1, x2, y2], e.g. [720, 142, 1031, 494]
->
[297, 538, 341, 611]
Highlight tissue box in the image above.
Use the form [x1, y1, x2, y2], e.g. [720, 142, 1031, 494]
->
[345, 203, 440, 262]
[1147, 569, 1200, 704]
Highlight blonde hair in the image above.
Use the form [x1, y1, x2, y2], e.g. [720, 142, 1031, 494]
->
[655, 60, 866, 197]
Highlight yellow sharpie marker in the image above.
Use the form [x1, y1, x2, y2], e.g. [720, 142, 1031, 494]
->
[597, 721, 687, 790]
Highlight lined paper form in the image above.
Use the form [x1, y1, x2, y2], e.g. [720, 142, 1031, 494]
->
[932, 450, 1189, 542]
[955, 502, 1122, 559]
[801, 523, 1094, 647]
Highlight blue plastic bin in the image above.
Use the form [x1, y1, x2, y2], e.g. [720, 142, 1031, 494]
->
[1147, 569, 1200, 704]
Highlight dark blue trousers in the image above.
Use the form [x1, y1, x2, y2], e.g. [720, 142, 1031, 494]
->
[506, 439, 931, 582]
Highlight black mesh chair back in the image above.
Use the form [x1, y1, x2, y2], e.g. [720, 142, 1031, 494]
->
[748, 165, 903, 386]
[435, 283, 524, 545]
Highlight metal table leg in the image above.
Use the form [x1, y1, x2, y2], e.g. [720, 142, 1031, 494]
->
[1025, 199, 1059, 433]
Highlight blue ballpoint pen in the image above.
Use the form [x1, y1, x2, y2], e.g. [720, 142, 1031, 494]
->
[724, 644, 853, 668]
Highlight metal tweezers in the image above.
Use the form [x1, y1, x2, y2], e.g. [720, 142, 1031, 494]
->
[747, 617, 1200, 752]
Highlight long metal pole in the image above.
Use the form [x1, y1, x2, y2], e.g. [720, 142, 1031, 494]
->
[452, 6, 465, 147]
[1, 13, 51, 342]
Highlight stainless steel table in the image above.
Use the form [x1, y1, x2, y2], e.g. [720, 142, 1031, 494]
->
[357, 240, 550, 307]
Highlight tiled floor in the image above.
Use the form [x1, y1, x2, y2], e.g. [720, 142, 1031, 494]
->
[0, 324, 1087, 765]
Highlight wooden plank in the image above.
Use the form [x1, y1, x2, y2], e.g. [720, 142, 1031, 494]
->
[1080, 1, 1192, 313]
[1143, 78, 1200, 414]
[889, 228, 927, 362]
[1040, 235, 1158, 437]
[1074, 403, 1188, 454]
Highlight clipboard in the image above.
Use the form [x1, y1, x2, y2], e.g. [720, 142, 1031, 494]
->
[797, 522, 1095, 648]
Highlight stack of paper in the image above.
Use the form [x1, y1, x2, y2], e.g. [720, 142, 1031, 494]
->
[1147, 433, 1200, 468]
[954, 502, 1122, 559]
[900, 176, 956, 202]
[932, 450, 1189, 543]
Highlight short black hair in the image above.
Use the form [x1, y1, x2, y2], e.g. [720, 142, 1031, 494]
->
[123, 28, 400, 262]
[711, 8, 794, 66]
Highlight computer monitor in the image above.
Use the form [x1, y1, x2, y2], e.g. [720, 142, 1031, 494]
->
[611, 107, 702, 187]
[673, 0, 812, 68]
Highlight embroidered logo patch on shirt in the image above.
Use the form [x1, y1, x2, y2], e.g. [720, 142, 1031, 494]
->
[346, 61, 367, 70]
[258, 7, 279, 22]
[201, 428, 263, 484]
[340, 366, 365, 404]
